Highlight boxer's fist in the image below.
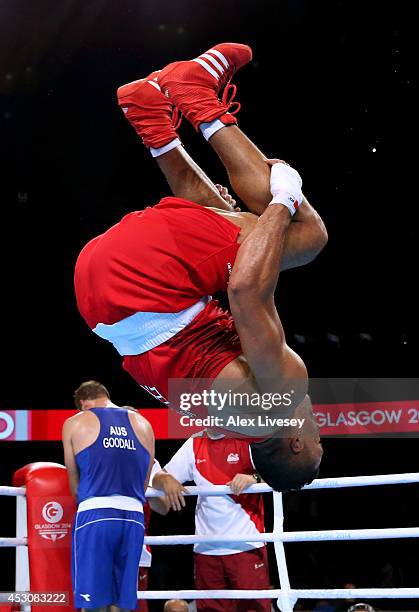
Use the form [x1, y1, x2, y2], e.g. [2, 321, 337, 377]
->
[269, 162, 303, 216]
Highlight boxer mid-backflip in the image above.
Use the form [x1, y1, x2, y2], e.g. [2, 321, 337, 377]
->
[62, 380, 154, 611]
[74, 43, 327, 491]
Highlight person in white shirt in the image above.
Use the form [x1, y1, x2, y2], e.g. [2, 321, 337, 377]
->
[153, 430, 270, 612]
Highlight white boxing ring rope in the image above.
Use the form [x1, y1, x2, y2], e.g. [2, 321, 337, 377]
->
[145, 526, 419, 545]
[1, 474, 419, 611]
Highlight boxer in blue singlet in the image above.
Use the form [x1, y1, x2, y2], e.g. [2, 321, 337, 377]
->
[62, 380, 154, 612]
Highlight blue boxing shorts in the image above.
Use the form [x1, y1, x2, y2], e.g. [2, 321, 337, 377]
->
[72, 506, 144, 609]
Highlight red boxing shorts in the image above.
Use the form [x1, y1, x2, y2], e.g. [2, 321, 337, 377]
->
[75, 197, 241, 328]
[123, 299, 242, 403]
[75, 196, 244, 402]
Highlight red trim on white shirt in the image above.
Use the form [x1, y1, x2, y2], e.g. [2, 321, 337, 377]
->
[164, 432, 265, 555]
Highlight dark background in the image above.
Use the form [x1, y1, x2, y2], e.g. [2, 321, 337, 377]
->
[0, 0, 417, 610]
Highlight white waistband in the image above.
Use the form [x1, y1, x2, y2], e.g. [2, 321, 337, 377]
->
[93, 296, 211, 356]
[78, 495, 143, 513]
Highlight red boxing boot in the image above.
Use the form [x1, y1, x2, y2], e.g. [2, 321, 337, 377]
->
[117, 70, 181, 149]
[157, 42, 252, 131]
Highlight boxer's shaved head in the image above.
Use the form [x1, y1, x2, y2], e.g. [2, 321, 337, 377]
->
[250, 395, 323, 492]
[73, 380, 110, 410]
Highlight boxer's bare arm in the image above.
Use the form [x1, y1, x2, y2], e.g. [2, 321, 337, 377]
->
[128, 412, 155, 489]
[280, 196, 328, 269]
[62, 419, 79, 499]
[227, 204, 308, 404]
[125, 414, 169, 513]
[215, 195, 327, 270]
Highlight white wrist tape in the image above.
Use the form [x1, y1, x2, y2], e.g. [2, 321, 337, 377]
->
[269, 163, 303, 216]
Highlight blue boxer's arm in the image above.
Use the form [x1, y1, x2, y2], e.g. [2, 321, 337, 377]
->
[62, 419, 79, 499]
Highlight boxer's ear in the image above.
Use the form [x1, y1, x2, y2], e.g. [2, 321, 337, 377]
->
[80, 399, 95, 411]
[290, 437, 304, 454]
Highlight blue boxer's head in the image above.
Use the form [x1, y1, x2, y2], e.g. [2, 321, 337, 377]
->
[73, 380, 110, 411]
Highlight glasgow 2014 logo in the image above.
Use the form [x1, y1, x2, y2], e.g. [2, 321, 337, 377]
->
[35, 501, 70, 542]
[42, 501, 64, 524]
